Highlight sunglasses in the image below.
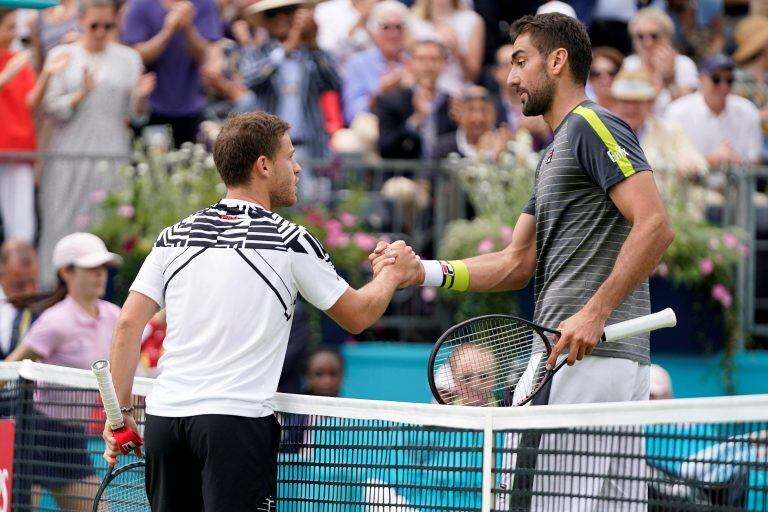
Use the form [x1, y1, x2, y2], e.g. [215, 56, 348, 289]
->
[634, 32, 660, 42]
[710, 74, 734, 86]
[264, 5, 298, 17]
[379, 22, 404, 32]
[89, 22, 116, 31]
[590, 69, 618, 79]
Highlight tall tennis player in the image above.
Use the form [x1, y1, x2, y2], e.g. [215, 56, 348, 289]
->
[372, 13, 675, 510]
[101, 112, 421, 511]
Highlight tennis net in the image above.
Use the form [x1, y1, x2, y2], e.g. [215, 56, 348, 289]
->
[0, 360, 766, 511]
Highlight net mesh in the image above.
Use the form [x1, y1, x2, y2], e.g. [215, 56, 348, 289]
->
[1, 361, 767, 512]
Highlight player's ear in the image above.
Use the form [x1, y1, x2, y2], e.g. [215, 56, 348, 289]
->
[253, 155, 270, 179]
[549, 48, 569, 77]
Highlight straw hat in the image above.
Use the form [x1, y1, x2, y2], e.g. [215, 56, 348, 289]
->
[733, 15, 768, 65]
[611, 67, 656, 101]
[244, 0, 317, 16]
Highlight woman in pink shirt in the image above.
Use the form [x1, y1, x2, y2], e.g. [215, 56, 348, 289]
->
[5, 232, 121, 511]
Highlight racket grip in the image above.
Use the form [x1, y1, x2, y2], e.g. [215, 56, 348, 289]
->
[603, 308, 677, 342]
[113, 426, 143, 455]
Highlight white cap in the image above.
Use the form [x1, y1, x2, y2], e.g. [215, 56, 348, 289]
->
[52, 232, 123, 270]
[649, 364, 673, 400]
[536, 1, 577, 18]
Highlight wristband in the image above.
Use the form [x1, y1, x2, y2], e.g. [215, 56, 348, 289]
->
[420, 260, 469, 291]
[120, 405, 134, 414]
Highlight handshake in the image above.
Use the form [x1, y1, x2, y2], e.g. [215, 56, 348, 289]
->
[368, 240, 425, 289]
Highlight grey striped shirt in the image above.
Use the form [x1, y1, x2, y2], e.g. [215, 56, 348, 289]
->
[523, 101, 652, 364]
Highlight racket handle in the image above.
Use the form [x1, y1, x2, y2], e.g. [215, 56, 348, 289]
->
[603, 308, 677, 342]
[113, 426, 143, 455]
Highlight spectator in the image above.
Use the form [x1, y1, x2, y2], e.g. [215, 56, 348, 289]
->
[240, 0, 341, 161]
[342, 0, 409, 126]
[490, 43, 551, 150]
[0, 8, 36, 244]
[612, 67, 708, 203]
[588, 0, 637, 56]
[434, 85, 510, 161]
[0, 241, 39, 360]
[649, 363, 673, 399]
[409, 0, 484, 94]
[314, 0, 376, 69]
[587, 46, 624, 112]
[445, 344, 496, 406]
[4, 232, 122, 512]
[122, 0, 222, 146]
[665, 53, 762, 168]
[651, 0, 725, 59]
[304, 346, 345, 397]
[37, 0, 155, 289]
[731, 15, 768, 161]
[624, 7, 699, 115]
[26, 0, 79, 70]
[536, 1, 577, 18]
[377, 39, 457, 159]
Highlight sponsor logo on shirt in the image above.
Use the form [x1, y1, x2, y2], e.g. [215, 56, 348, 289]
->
[606, 146, 628, 164]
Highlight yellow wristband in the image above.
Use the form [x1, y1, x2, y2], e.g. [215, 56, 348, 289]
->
[440, 260, 469, 291]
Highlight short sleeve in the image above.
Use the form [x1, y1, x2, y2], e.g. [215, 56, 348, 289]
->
[291, 231, 349, 311]
[675, 55, 700, 90]
[129, 248, 165, 308]
[121, 0, 152, 45]
[196, 0, 223, 42]
[23, 312, 62, 359]
[569, 105, 652, 192]
[522, 191, 535, 216]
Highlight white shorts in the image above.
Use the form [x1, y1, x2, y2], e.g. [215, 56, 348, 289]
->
[499, 355, 650, 512]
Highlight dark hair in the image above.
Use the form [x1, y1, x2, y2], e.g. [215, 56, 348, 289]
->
[407, 38, 448, 59]
[213, 112, 291, 188]
[0, 241, 37, 273]
[306, 346, 345, 372]
[509, 13, 593, 85]
[9, 274, 67, 312]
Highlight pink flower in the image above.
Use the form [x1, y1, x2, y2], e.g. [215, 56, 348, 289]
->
[421, 287, 437, 303]
[75, 215, 93, 229]
[722, 232, 738, 249]
[499, 225, 514, 244]
[339, 212, 357, 227]
[738, 243, 750, 257]
[325, 232, 349, 248]
[325, 219, 344, 237]
[699, 258, 714, 275]
[117, 204, 136, 218]
[477, 238, 495, 254]
[655, 262, 669, 277]
[711, 283, 733, 308]
[90, 189, 107, 204]
[352, 233, 377, 251]
[306, 209, 324, 227]
[379, 234, 392, 243]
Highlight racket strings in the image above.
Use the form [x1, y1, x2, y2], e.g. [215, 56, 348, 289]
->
[433, 318, 550, 407]
[95, 464, 150, 512]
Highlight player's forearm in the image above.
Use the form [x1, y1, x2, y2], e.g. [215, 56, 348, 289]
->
[585, 214, 674, 320]
[464, 247, 535, 292]
[109, 315, 147, 407]
[349, 272, 400, 333]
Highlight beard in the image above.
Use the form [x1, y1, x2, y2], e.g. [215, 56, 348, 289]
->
[521, 73, 556, 117]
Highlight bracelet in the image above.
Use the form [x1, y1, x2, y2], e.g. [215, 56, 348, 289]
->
[120, 406, 134, 414]
[421, 260, 469, 291]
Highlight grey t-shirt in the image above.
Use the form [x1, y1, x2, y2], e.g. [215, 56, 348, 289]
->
[522, 100, 652, 364]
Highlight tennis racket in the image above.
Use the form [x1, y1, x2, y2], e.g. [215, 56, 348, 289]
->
[92, 460, 149, 512]
[428, 308, 676, 407]
[91, 360, 143, 454]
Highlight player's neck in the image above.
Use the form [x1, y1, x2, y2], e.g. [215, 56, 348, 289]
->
[225, 187, 271, 211]
[543, 86, 588, 132]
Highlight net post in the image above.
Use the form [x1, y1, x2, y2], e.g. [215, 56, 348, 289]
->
[11, 375, 34, 510]
[481, 409, 493, 512]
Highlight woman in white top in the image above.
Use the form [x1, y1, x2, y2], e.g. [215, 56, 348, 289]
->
[409, 0, 484, 95]
[37, 0, 155, 289]
[623, 7, 698, 115]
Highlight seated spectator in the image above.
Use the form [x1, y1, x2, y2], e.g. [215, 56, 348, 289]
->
[624, 7, 699, 115]
[409, 0, 484, 95]
[490, 43, 551, 150]
[0, 241, 39, 360]
[37, 0, 155, 289]
[4, 232, 122, 511]
[587, 46, 624, 112]
[651, 0, 724, 59]
[731, 15, 768, 161]
[446, 344, 496, 407]
[665, 53, 761, 168]
[304, 346, 345, 397]
[122, 0, 222, 146]
[0, 8, 36, 243]
[342, 0, 409, 126]
[376, 39, 457, 159]
[315, 0, 376, 69]
[240, 0, 341, 161]
[611, 67, 708, 200]
[434, 85, 510, 161]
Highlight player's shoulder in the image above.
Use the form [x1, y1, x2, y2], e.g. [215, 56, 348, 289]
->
[567, 101, 633, 138]
[153, 205, 214, 248]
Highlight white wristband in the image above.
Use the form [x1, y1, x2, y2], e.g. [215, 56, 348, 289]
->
[421, 260, 444, 287]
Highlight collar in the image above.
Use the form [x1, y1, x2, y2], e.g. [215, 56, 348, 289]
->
[455, 128, 477, 159]
[64, 295, 102, 326]
[219, 198, 269, 211]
